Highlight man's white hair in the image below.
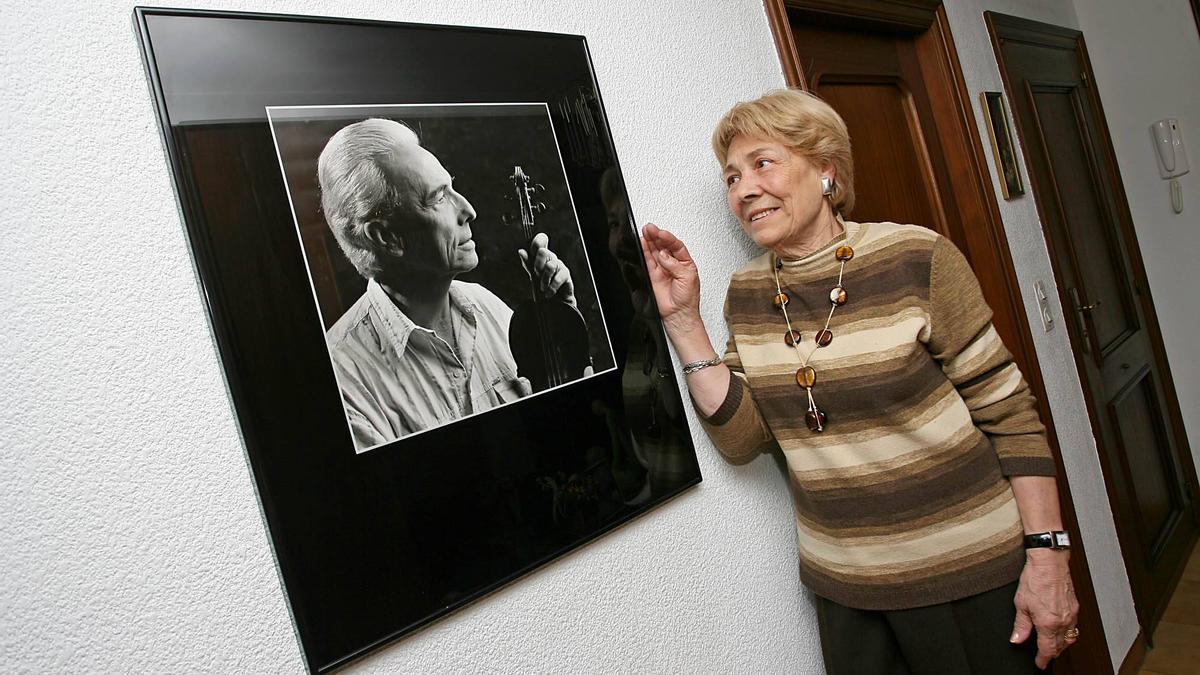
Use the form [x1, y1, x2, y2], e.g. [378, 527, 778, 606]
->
[317, 118, 419, 278]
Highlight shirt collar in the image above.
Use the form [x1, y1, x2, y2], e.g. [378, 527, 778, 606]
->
[365, 278, 480, 355]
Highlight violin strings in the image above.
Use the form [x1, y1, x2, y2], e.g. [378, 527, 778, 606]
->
[525, 210, 562, 389]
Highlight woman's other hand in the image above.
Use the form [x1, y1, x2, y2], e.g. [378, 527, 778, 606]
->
[640, 223, 702, 337]
[1011, 549, 1080, 670]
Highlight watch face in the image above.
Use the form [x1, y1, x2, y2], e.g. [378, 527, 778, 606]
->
[1053, 532, 1071, 547]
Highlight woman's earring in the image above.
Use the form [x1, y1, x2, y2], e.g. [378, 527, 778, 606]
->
[821, 176, 834, 196]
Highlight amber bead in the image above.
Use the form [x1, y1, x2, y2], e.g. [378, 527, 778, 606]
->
[784, 329, 803, 346]
[829, 286, 847, 306]
[773, 292, 790, 309]
[815, 328, 833, 347]
[836, 245, 854, 261]
[805, 409, 827, 432]
[796, 366, 817, 388]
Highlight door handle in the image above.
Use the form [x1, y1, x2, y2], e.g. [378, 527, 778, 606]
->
[1069, 287, 1095, 353]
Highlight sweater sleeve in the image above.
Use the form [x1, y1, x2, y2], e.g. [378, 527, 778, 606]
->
[693, 294, 778, 465]
[927, 236, 1056, 476]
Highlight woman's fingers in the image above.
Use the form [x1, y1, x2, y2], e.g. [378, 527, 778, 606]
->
[641, 226, 674, 282]
[642, 223, 692, 275]
[640, 222, 702, 319]
[644, 222, 680, 252]
[1033, 618, 1068, 668]
[644, 223, 686, 256]
[654, 247, 684, 274]
[639, 235, 659, 272]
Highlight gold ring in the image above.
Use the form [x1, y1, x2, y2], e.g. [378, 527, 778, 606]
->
[1064, 627, 1080, 640]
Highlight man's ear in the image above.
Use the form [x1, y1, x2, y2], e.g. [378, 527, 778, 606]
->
[363, 219, 405, 257]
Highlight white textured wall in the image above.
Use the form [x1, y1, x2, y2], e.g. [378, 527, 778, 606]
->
[943, 0, 1140, 667]
[3, 0, 1172, 672]
[1071, 0, 1200, 477]
[0, 1, 820, 673]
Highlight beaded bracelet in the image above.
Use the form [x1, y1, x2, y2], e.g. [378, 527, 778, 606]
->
[682, 357, 723, 375]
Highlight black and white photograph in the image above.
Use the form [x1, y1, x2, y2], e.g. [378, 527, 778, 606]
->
[268, 104, 616, 452]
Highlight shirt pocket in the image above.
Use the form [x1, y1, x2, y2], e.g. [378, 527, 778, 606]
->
[473, 375, 530, 409]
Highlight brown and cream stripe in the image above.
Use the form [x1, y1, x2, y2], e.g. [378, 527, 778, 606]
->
[698, 220, 1055, 610]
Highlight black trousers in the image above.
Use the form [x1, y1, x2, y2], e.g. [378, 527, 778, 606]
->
[815, 581, 1047, 675]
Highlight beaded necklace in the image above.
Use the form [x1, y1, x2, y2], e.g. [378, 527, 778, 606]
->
[771, 243, 855, 432]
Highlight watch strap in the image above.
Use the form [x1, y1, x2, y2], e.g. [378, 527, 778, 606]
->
[1023, 530, 1071, 550]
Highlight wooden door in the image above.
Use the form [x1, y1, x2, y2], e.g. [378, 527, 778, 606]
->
[794, 28, 951, 228]
[763, 2, 1111, 673]
[987, 12, 1200, 638]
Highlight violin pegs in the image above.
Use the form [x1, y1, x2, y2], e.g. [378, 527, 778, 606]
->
[534, 183, 546, 193]
[534, 202, 547, 214]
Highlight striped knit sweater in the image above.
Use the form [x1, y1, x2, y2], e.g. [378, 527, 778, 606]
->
[700, 219, 1056, 610]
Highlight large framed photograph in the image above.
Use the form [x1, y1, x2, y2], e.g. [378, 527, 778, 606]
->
[134, 8, 700, 672]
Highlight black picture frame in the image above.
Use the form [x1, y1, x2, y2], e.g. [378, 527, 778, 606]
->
[133, 8, 701, 672]
[980, 91, 1025, 199]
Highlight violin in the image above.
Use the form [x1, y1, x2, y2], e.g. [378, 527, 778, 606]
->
[503, 166, 592, 392]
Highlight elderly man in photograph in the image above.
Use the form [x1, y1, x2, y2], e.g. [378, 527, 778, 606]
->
[318, 118, 577, 449]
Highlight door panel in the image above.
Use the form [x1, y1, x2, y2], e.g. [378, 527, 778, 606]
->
[792, 23, 960, 246]
[990, 14, 1198, 635]
[819, 79, 945, 231]
[1026, 85, 1140, 358]
[1110, 369, 1180, 547]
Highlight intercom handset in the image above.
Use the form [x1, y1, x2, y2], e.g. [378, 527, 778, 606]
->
[1151, 118, 1190, 179]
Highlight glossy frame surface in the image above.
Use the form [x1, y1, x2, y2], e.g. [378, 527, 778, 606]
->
[133, 8, 701, 671]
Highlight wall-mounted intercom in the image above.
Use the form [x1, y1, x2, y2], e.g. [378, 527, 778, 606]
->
[1151, 118, 1189, 179]
[1151, 118, 1188, 214]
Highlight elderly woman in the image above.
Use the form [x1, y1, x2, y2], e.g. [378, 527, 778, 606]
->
[641, 90, 1079, 673]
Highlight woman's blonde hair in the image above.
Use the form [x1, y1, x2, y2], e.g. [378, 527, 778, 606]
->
[712, 89, 855, 214]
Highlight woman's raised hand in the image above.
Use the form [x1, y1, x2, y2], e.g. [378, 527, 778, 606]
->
[640, 224, 726, 415]
[640, 223, 703, 336]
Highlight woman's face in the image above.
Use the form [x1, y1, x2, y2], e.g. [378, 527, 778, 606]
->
[723, 134, 832, 253]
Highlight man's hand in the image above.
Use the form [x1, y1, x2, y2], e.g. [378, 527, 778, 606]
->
[1012, 549, 1080, 670]
[519, 233, 576, 308]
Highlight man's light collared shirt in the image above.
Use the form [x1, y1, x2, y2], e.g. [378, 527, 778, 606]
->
[327, 279, 528, 451]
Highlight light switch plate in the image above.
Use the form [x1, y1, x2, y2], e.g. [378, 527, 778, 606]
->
[1034, 280, 1054, 333]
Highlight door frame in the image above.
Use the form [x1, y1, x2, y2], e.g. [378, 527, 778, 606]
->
[761, 2, 1111, 673]
[985, 11, 1200, 638]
